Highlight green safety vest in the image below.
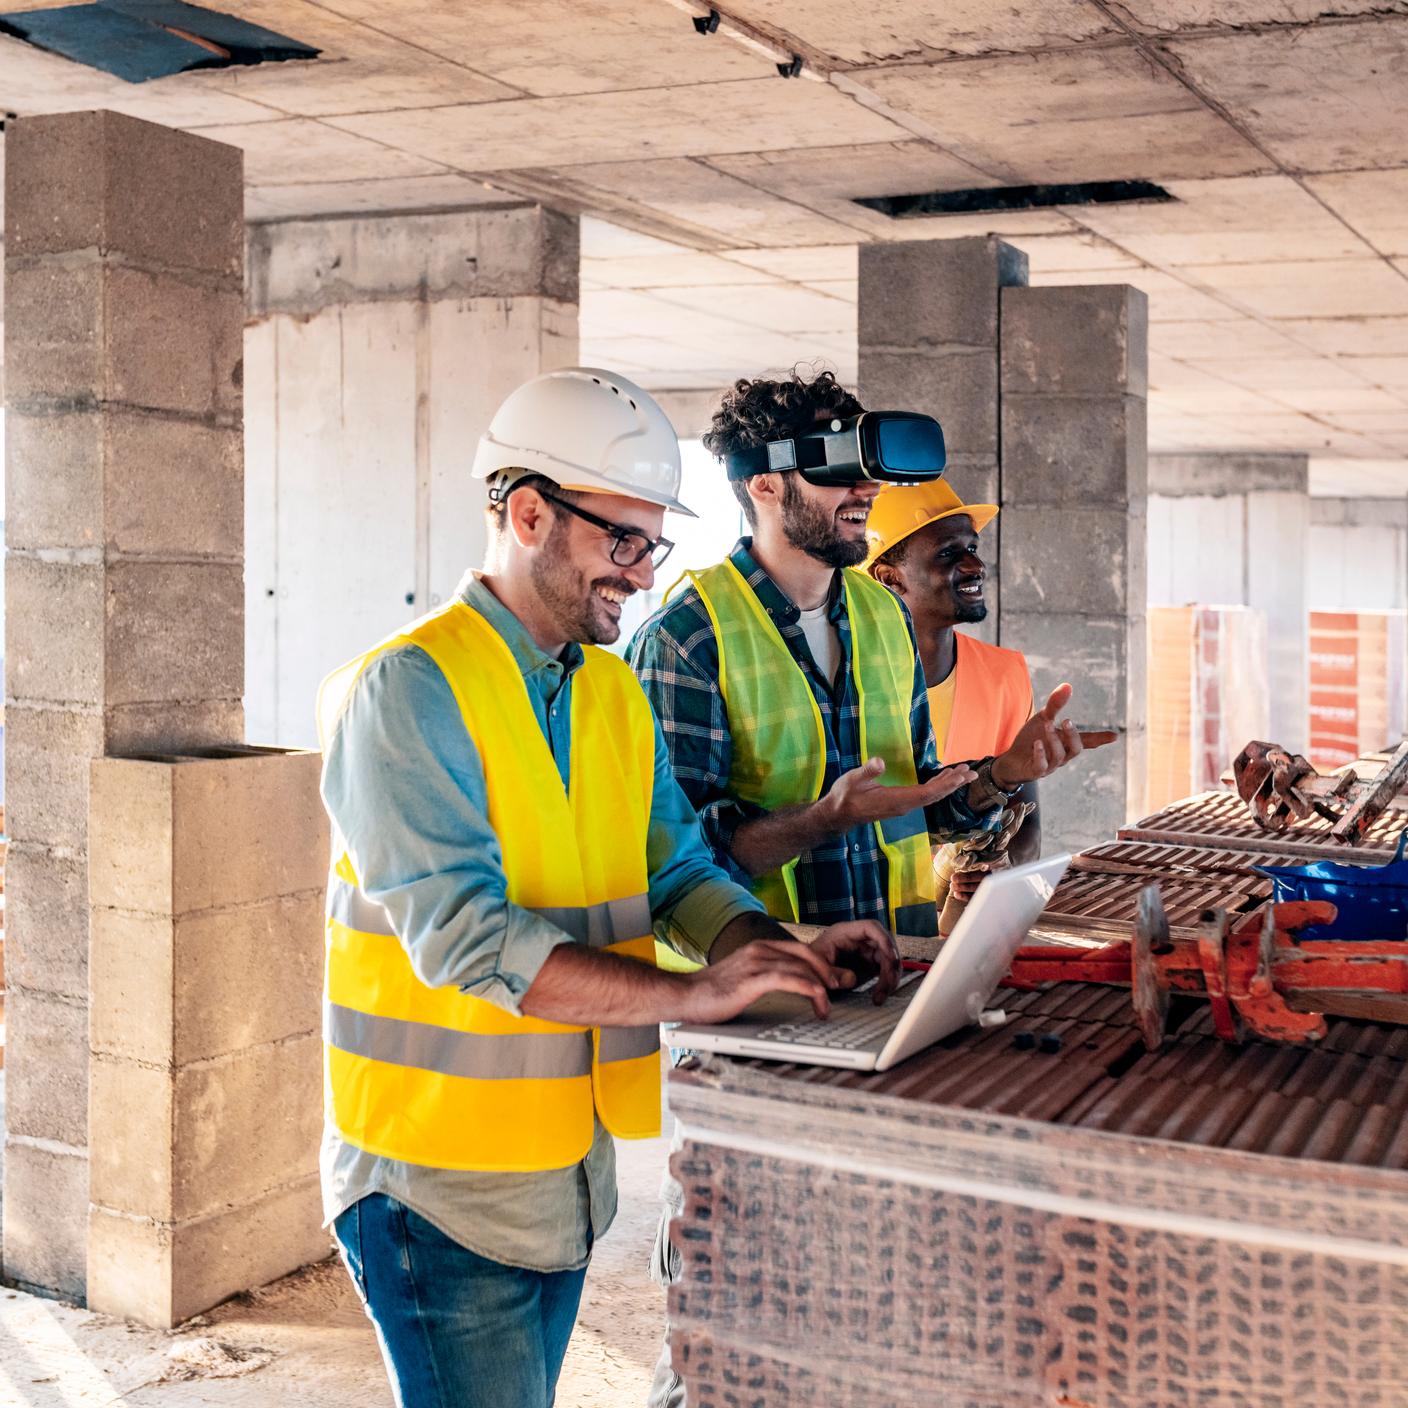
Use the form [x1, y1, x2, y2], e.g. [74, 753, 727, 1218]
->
[685, 559, 938, 937]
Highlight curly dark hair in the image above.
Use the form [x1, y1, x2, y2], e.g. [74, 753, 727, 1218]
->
[704, 367, 865, 525]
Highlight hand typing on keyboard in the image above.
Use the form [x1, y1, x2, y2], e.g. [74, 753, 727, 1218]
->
[807, 919, 902, 1005]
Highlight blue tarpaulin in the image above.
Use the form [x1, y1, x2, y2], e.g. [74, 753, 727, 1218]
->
[1254, 832, 1408, 942]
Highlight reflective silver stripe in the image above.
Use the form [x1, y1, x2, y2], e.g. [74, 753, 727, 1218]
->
[326, 1002, 592, 1081]
[525, 892, 652, 948]
[328, 878, 649, 951]
[599, 1023, 661, 1065]
[879, 808, 927, 846]
[328, 880, 397, 936]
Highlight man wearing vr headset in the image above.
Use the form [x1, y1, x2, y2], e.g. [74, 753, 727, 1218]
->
[629, 369, 1090, 940]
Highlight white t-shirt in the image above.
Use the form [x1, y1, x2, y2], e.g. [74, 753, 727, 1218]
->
[797, 601, 841, 688]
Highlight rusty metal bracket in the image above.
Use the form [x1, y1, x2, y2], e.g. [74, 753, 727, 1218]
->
[1233, 735, 1408, 845]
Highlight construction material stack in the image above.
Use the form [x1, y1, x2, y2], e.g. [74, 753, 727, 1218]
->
[666, 742, 1408, 1407]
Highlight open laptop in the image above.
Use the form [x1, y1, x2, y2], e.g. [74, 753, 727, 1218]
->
[666, 853, 1071, 1072]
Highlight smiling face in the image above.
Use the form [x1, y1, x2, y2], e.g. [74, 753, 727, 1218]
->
[777, 474, 881, 569]
[527, 488, 664, 646]
[881, 514, 988, 631]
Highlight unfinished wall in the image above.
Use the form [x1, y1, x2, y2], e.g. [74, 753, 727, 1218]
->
[1149, 453, 1310, 752]
[244, 207, 579, 747]
[2, 111, 244, 1299]
[1308, 496, 1408, 613]
[87, 749, 328, 1327]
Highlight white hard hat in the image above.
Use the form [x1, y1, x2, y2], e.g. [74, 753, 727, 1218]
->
[472, 367, 696, 517]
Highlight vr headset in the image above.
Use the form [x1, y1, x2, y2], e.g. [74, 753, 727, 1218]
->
[722, 410, 946, 487]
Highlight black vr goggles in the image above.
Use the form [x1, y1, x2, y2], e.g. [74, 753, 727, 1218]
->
[722, 410, 946, 487]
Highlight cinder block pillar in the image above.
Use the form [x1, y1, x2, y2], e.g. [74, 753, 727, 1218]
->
[87, 750, 329, 1327]
[858, 237, 1029, 642]
[3, 111, 244, 1298]
[1000, 285, 1149, 851]
[1150, 453, 1310, 752]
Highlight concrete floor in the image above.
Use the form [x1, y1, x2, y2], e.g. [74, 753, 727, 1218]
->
[0, 1119, 670, 1407]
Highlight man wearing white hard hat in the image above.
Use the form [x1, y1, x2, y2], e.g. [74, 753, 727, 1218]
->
[315, 368, 898, 1408]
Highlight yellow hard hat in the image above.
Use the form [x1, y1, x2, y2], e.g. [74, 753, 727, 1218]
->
[864, 479, 999, 570]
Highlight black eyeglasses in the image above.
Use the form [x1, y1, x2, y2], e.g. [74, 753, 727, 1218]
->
[539, 492, 675, 570]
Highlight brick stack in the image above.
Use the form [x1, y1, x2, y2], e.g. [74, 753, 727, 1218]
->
[667, 1013, 1408, 1407]
[1308, 610, 1408, 769]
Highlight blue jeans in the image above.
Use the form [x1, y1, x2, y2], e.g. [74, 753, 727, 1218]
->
[334, 1194, 588, 1408]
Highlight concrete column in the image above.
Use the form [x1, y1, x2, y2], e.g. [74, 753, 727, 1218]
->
[86, 749, 328, 1327]
[4, 111, 244, 1298]
[1150, 453, 1310, 752]
[1000, 285, 1149, 851]
[857, 237, 1029, 642]
[244, 207, 578, 747]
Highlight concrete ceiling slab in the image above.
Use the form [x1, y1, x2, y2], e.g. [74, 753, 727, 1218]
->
[852, 46, 1270, 184]
[1016, 231, 1145, 273]
[1264, 384, 1408, 414]
[1149, 318, 1308, 360]
[0, 32, 282, 125]
[304, 0, 774, 95]
[1345, 356, 1408, 388]
[1166, 18, 1408, 171]
[1026, 265, 1241, 321]
[1273, 317, 1408, 357]
[580, 219, 687, 258]
[649, 282, 854, 334]
[1197, 411, 1392, 454]
[246, 174, 508, 222]
[1120, 1, 1408, 32]
[326, 77, 909, 173]
[1307, 170, 1408, 257]
[1184, 258, 1408, 319]
[717, 0, 1116, 65]
[1069, 175, 1377, 265]
[721, 246, 858, 281]
[190, 0, 519, 115]
[196, 116, 446, 185]
[702, 141, 1018, 238]
[508, 156, 864, 248]
[584, 251, 780, 289]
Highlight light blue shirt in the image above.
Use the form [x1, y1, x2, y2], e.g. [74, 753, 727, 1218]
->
[319, 572, 762, 1272]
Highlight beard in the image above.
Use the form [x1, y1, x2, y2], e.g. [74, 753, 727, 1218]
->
[779, 476, 869, 569]
[953, 592, 988, 624]
[529, 514, 633, 645]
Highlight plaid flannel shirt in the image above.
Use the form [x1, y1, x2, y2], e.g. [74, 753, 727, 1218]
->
[627, 539, 1002, 932]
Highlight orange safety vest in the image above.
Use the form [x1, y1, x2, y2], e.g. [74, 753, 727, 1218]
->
[935, 631, 1033, 764]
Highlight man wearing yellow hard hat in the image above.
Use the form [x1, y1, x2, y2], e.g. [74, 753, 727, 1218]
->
[865, 479, 1040, 892]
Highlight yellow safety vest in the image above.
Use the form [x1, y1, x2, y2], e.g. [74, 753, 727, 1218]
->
[317, 600, 661, 1172]
[686, 560, 937, 936]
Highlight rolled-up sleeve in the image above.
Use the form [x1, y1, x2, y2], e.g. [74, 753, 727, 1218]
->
[320, 646, 572, 1016]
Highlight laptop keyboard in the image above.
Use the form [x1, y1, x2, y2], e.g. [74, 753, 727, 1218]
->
[746, 973, 922, 1051]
